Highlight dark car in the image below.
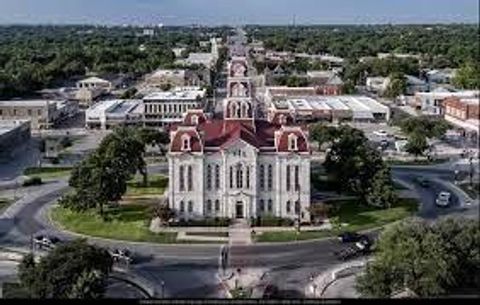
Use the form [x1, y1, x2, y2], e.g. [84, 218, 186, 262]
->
[338, 232, 364, 243]
[335, 236, 374, 261]
[33, 235, 62, 250]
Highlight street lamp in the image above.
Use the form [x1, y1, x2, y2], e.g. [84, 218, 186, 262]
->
[310, 275, 317, 297]
[161, 281, 165, 298]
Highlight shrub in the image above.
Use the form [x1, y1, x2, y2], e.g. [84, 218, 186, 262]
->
[252, 215, 294, 227]
[22, 177, 43, 187]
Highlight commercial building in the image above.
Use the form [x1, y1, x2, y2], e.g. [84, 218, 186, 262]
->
[168, 56, 311, 222]
[0, 120, 31, 159]
[0, 100, 73, 129]
[143, 87, 207, 127]
[415, 88, 479, 115]
[306, 70, 344, 95]
[443, 97, 479, 137]
[145, 69, 187, 88]
[85, 100, 143, 130]
[268, 95, 390, 123]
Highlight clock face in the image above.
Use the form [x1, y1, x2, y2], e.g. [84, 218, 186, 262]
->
[232, 63, 246, 76]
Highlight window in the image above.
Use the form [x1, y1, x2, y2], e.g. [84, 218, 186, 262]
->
[0, 109, 2, 116]
[295, 201, 300, 214]
[288, 134, 298, 151]
[207, 200, 212, 213]
[286, 165, 291, 191]
[286, 201, 291, 213]
[267, 165, 273, 190]
[246, 166, 250, 188]
[181, 134, 191, 151]
[37, 109, 42, 116]
[28, 109, 32, 116]
[236, 164, 243, 189]
[188, 201, 193, 213]
[259, 165, 265, 190]
[179, 166, 185, 191]
[191, 114, 198, 125]
[187, 166, 193, 191]
[294, 165, 299, 191]
[268, 199, 273, 212]
[259, 200, 265, 212]
[229, 166, 234, 189]
[13, 109, 17, 116]
[206, 164, 212, 190]
[215, 200, 220, 212]
[215, 165, 220, 189]
[180, 201, 185, 212]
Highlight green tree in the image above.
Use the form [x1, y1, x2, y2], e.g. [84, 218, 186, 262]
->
[453, 62, 480, 89]
[356, 218, 480, 297]
[18, 239, 113, 299]
[324, 126, 384, 201]
[405, 132, 428, 157]
[384, 73, 407, 99]
[365, 166, 398, 208]
[309, 123, 338, 151]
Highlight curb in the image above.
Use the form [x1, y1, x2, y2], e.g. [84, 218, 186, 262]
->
[110, 269, 157, 298]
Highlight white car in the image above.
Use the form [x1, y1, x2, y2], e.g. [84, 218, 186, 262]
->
[373, 130, 389, 137]
[435, 191, 451, 207]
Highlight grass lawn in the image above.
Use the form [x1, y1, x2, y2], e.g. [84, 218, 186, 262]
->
[0, 197, 13, 211]
[126, 174, 168, 196]
[23, 167, 73, 179]
[458, 183, 479, 199]
[255, 198, 419, 243]
[51, 204, 178, 243]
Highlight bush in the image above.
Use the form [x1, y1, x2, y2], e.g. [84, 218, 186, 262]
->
[22, 176, 43, 187]
[251, 215, 294, 227]
[169, 217, 231, 227]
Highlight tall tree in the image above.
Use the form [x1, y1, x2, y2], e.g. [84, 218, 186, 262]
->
[18, 239, 113, 299]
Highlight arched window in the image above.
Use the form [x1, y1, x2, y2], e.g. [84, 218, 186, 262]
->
[180, 201, 185, 212]
[229, 166, 234, 189]
[215, 165, 220, 189]
[286, 165, 291, 191]
[286, 201, 291, 213]
[268, 199, 273, 212]
[294, 165, 299, 191]
[191, 114, 198, 125]
[288, 134, 298, 151]
[236, 164, 243, 189]
[187, 165, 193, 191]
[241, 102, 249, 118]
[188, 201, 193, 213]
[259, 165, 265, 190]
[179, 166, 185, 191]
[246, 166, 250, 188]
[215, 199, 220, 212]
[267, 165, 273, 190]
[206, 164, 212, 190]
[295, 200, 300, 214]
[181, 134, 191, 151]
[207, 200, 212, 213]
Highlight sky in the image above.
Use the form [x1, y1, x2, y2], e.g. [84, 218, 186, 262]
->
[0, 0, 478, 25]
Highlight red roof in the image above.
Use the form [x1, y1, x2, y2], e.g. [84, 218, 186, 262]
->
[170, 128, 203, 152]
[276, 129, 309, 152]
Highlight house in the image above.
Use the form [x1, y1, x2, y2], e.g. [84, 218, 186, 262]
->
[76, 76, 112, 92]
[306, 70, 343, 95]
[366, 77, 389, 93]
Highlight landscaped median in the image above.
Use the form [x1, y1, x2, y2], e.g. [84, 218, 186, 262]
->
[23, 167, 73, 180]
[254, 198, 419, 243]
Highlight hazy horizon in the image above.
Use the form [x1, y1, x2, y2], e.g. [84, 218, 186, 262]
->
[0, 0, 478, 26]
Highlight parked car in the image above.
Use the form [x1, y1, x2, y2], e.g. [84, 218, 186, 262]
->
[435, 191, 451, 207]
[373, 130, 389, 137]
[338, 232, 364, 243]
[109, 249, 133, 264]
[33, 235, 62, 250]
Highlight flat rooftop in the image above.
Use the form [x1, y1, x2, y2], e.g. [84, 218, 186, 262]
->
[143, 87, 206, 101]
[0, 100, 55, 107]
